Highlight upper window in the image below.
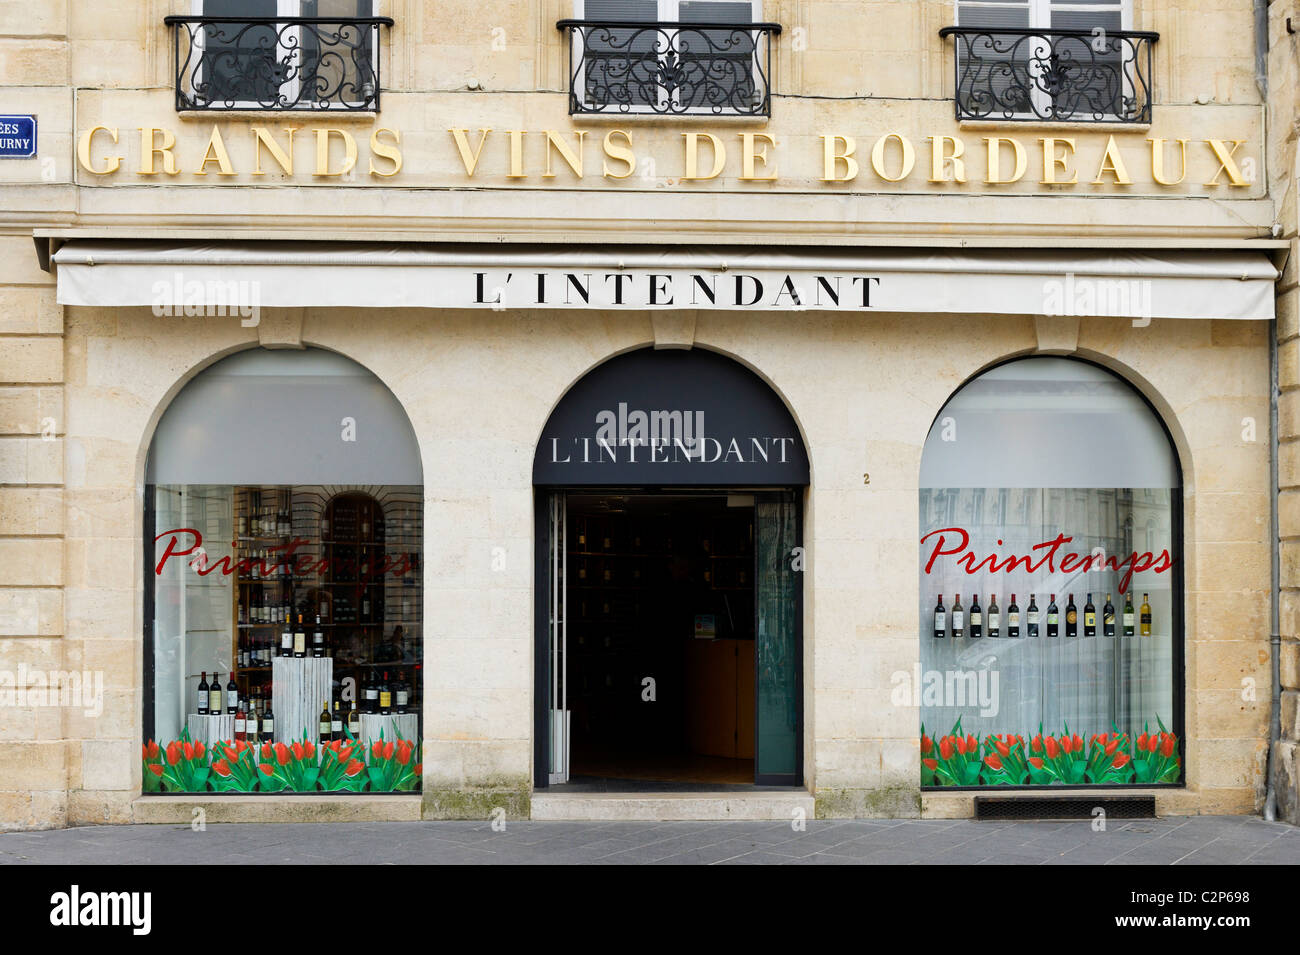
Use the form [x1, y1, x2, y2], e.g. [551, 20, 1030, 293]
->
[559, 0, 781, 117]
[167, 1, 392, 111]
[918, 358, 1183, 790]
[943, 0, 1156, 124]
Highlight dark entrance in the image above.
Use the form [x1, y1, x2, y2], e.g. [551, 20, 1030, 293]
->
[532, 348, 809, 790]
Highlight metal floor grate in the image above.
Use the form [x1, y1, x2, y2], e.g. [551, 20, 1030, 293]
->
[974, 795, 1157, 822]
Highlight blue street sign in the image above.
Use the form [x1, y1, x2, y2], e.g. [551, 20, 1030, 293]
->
[0, 115, 36, 158]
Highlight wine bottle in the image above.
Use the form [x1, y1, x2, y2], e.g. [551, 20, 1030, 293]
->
[364, 672, 379, 714]
[261, 702, 274, 743]
[226, 673, 238, 715]
[1103, 593, 1116, 637]
[933, 594, 946, 639]
[209, 672, 222, 715]
[319, 700, 332, 743]
[1065, 594, 1078, 637]
[280, 612, 293, 657]
[234, 700, 247, 741]
[1084, 593, 1096, 637]
[347, 699, 360, 739]
[987, 594, 1000, 638]
[969, 594, 983, 639]
[197, 671, 209, 715]
[1007, 593, 1020, 638]
[362, 592, 371, 621]
[330, 696, 343, 739]
[312, 615, 325, 658]
[951, 594, 965, 638]
[1123, 593, 1135, 637]
[379, 671, 392, 715]
[1026, 594, 1039, 638]
[293, 614, 306, 658]
[395, 673, 409, 714]
[1046, 594, 1058, 637]
[1140, 593, 1152, 636]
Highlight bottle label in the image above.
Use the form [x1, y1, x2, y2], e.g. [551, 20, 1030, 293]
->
[1046, 613, 1057, 624]
[396, 691, 409, 706]
[1141, 613, 1152, 624]
[1066, 611, 1076, 624]
[1085, 612, 1096, 627]
[209, 692, 221, 711]
[1124, 612, 1135, 627]
[380, 692, 392, 708]
[1027, 611, 1038, 625]
[264, 719, 273, 732]
[1104, 612, 1115, 626]
[235, 717, 245, 734]
[970, 612, 982, 626]
[1008, 613, 1019, 627]
[934, 612, 946, 632]
[294, 634, 305, 653]
[348, 717, 360, 732]
[320, 722, 330, 736]
[988, 613, 1000, 630]
[332, 719, 342, 733]
[197, 692, 206, 708]
[952, 611, 964, 630]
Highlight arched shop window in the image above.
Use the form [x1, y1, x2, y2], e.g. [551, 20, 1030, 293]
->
[918, 357, 1183, 789]
[145, 348, 424, 794]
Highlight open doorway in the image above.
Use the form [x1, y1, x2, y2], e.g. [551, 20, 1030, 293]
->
[565, 492, 756, 785]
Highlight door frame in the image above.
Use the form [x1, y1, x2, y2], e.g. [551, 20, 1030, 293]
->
[532, 486, 804, 789]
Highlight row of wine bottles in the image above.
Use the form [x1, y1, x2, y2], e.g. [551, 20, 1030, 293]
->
[197, 669, 416, 720]
[932, 593, 1153, 638]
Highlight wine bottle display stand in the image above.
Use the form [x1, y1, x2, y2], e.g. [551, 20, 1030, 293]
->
[271, 657, 334, 745]
[359, 713, 419, 752]
[186, 713, 235, 749]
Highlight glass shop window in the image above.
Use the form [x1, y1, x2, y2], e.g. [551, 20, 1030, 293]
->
[918, 357, 1182, 789]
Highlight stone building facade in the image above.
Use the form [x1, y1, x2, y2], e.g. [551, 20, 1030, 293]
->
[0, 0, 1295, 828]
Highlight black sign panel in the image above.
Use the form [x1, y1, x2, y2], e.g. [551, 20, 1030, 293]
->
[533, 348, 810, 486]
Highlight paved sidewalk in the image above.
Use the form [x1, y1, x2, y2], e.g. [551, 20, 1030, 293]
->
[1, 815, 1297, 865]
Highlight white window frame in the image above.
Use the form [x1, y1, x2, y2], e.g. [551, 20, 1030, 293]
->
[955, 0, 1133, 120]
[192, 0, 377, 110]
[573, 0, 764, 115]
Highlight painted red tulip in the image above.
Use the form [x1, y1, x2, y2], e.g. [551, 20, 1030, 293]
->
[291, 741, 304, 761]
[261, 742, 272, 761]
[939, 737, 954, 760]
[1137, 733, 1149, 750]
[336, 745, 353, 764]
[396, 743, 412, 766]
[1104, 738, 1120, 757]
[383, 740, 395, 759]
[222, 744, 238, 762]
[274, 742, 291, 766]
[213, 759, 232, 777]
[147, 763, 164, 777]
[259, 762, 275, 776]
[1044, 736, 1060, 758]
[994, 738, 1010, 758]
[1112, 752, 1131, 769]
[1027, 757, 1044, 769]
[1031, 735, 1043, 754]
[922, 758, 938, 770]
[372, 741, 384, 760]
[145, 740, 160, 760]
[921, 734, 933, 755]
[344, 759, 365, 777]
[984, 753, 1003, 771]
[965, 734, 978, 754]
[166, 741, 182, 765]
[1161, 735, 1176, 757]
[1071, 734, 1083, 752]
[194, 741, 205, 759]
[1059, 735, 1072, 755]
[303, 741, 315, 760]
[412, 763, 422, 775]
[182, 741, 194, 761]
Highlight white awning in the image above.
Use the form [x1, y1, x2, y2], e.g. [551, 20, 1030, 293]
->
[52, 241, 1279, 320]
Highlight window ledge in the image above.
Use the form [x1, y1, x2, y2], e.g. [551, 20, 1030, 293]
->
[132, 793, 422, 824]
[177, 110, 380, 123]
[956, 119, 1152, 134]
[569, 111, 771, 125]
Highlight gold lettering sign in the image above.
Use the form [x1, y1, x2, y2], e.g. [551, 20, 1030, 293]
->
[72, 122, 1255, 192]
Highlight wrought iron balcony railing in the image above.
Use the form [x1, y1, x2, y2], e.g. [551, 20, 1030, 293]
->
[164, 15, 394, 111]
[557, 19, 781, 117]
[939, 26, 1158, 124]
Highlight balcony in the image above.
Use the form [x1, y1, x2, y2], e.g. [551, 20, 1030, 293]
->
[556, 19, 781, 117]
[939, 26, 1158, 124]
[164, 15, 394, 111]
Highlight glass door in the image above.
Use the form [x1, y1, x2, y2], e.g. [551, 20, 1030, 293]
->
[754, 490, 801, 783]
[547, 491, 570, 784]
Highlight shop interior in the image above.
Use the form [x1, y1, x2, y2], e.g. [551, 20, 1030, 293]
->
[565, 493, 757, 785]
